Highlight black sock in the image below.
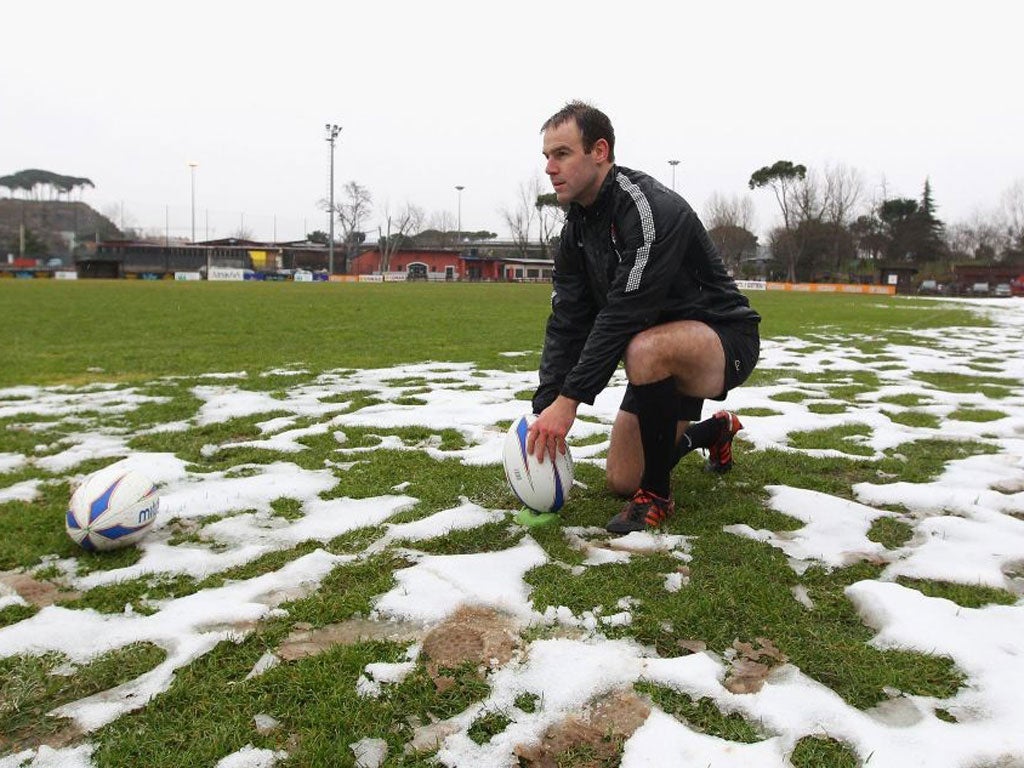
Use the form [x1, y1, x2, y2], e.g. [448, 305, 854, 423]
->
[672, 415, 722, 467]
[634, 377, 677, 499]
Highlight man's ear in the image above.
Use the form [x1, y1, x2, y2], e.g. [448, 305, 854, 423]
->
[592, 138, 610, 164]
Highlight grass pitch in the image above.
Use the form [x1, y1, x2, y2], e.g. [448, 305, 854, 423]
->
[0, 280, 982, 387]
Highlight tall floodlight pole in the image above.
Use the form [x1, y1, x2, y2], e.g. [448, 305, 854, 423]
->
[668, 159, 680, 191]
[455, 185, 464, 244]
[187, 161, 198, 242]
[326, 123, 342, 274]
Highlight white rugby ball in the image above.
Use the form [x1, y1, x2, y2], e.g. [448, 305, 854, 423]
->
[66, 465, 160, 552]
[503, 414, 573, 513]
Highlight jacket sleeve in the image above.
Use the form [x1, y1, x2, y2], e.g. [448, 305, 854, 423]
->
[559, 185, 692, 405]
[532, 227, 597, 414]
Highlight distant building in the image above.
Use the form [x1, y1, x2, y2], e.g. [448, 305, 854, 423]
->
[72, 239, 554, 282]
[878, 265, 919, 295]
[952, 264, 1022, 294]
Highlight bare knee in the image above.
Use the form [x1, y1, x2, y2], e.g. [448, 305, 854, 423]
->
[605, 459, 639, 497]
[624, 321, 726, 396]
[623, 331, 664, 382]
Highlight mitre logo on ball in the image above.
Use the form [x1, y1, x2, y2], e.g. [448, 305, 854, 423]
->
[66, 464, 160, 552]
[502, 414, 573, 513]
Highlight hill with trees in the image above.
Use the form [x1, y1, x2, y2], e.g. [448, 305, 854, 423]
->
[0, 198, 121, 260]
[0, 169, 121, 260]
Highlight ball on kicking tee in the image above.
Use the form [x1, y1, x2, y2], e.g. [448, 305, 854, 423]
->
[503, 414, 574, 513]
[66, 464, 160, 551]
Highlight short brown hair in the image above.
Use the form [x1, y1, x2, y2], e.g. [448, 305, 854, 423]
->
[541, 101, 615, 162]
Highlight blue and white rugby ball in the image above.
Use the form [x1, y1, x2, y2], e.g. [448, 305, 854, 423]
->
[66, 465, 160, 552]
[503, 414, 573, 513]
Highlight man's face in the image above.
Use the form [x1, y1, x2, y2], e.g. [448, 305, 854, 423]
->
[542, 120, 608, 207]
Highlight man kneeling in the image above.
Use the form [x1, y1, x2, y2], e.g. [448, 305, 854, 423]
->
[527, 101, 760, 533]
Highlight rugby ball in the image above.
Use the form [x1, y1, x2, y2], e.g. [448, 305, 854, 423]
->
[66, 465, 160, 552]
[503, 414, 573, 513]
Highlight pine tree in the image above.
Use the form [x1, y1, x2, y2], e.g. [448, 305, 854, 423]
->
[916, 178, 947, 260]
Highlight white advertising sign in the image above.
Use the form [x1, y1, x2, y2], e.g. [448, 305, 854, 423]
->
[208, 267, 245, 282]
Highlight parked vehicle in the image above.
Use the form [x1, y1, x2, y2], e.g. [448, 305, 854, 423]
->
[918, 279, 938, 295]
[994, 283, 1012, 298]
[1012, 275, 1024, 296]
[970, 282, 990, 296]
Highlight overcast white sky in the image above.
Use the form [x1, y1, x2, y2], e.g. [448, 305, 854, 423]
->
[3, 0, 1022, 243]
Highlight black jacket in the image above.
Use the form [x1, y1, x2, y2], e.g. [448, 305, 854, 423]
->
[533, 165, 760, 413]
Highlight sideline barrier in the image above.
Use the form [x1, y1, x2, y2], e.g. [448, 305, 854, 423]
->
[766, 282, 895, 295]
[0, 270, 52, 279]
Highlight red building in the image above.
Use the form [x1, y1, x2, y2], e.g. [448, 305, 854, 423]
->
[350, 248, 462, 280]
[349, 248, 553, 282]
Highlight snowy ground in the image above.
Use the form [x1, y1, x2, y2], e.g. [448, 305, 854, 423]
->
[1, 298, 1023, 767]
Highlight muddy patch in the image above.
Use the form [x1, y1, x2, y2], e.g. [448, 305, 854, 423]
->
[514, 689, 651, 767]
[277, 617, 425, 661]
[0, 571, 81, 607]
[724, 637, 789, 694]
[421, 606, 519, 692]
[0, 721, 84, 756]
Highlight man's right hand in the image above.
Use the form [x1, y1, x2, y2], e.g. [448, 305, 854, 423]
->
[527, 396, 579, 463]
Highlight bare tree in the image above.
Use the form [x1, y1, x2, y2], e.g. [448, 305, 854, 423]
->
[427, 210, 457, 246]
[751, 161, 867, 280]
[704, 193, 756, 232]
[749, 161, 807, 281]
[946, 221, 975, 259]
[1000, 179, 1024, 251]
[794, 169, 828, 223]
[949, 210, 1006, 260]
[945, 181, 1024, 263]
[704, 193, 757, 273]
[502, 176, 563, 257]
[100, 203, 137, 237]
[822, 164, 864, 272]
[502, 179, 541, 258]
[784, 167, 828, 280]
[320, 181, 372, 273]
[533, 177, 564, 257]
[377, 202, 424, 273]
[822, 165, 863, 226]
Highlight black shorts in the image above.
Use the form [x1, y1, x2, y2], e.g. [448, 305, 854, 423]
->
[619, 320, 760, 422]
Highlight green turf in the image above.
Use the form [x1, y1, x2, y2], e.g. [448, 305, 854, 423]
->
[0, 282, 984, 388]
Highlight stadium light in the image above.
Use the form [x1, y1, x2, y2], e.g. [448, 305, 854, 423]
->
[668, 159, 680, 191]
[326, 124, 342, 274]
[455, 185, 465, 244]
[187, 161, 198, 242]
